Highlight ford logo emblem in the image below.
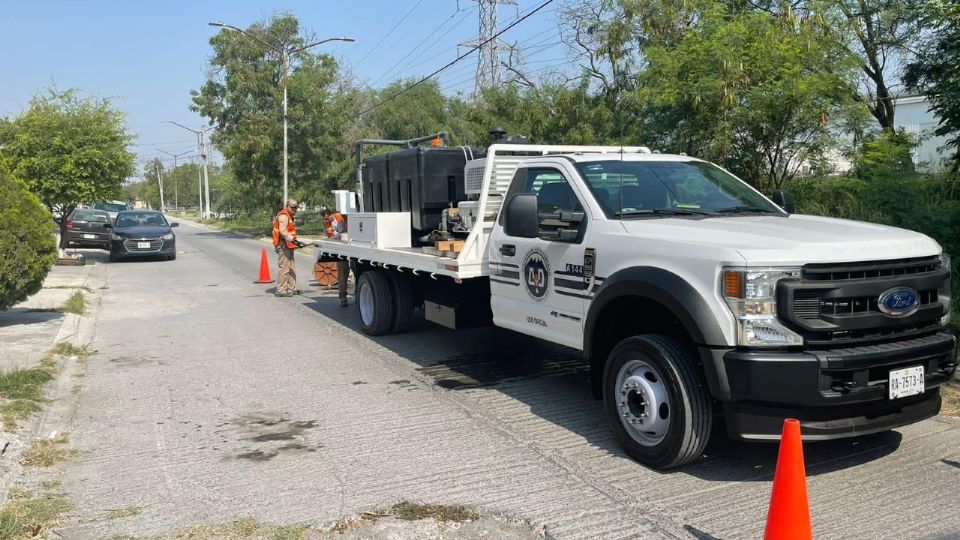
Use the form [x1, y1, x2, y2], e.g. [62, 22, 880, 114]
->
[877, 287, 920, 317]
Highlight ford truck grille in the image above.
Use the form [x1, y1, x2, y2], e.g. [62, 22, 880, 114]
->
[779, 257, 948, 347]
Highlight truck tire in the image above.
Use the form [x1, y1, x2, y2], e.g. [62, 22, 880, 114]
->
[603, 335, 712, 469]
[356, 271, 395, 335]
[387, 272, 416, 333]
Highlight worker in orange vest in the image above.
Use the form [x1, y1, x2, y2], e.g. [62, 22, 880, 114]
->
[273, 200, 305, 297]
[321, 209, 350, 307]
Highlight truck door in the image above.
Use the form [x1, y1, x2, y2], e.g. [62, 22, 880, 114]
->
[490, 167, 589, 349]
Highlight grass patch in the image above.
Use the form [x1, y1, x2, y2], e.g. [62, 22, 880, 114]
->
[40, 480, 60, 491]
[49, 341, 94, 362]
[0, 370, 53, 402]
[0, 368, 54, 431]
[106, 506, 141, 520]
[389, 501, 479, 522]
[0, 401, 43, 433]
[20, 434, 77, 467]
[0, 490, 70, 539]
[148, 517, 308, 539]
[942, 380, 960, 417]
[59, 291, 86, 316]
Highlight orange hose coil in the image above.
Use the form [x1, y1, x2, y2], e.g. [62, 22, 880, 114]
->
[313, 262, 339, 286]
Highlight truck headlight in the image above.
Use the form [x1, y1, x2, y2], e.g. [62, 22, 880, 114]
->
[941, 252, 953, 327]
[722, 267, 803, 347]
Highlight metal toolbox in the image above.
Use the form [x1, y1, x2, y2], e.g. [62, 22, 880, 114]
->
[348, 212, 412, 248]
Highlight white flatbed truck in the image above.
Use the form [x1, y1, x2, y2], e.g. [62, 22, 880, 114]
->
[316, 143, 957, 469]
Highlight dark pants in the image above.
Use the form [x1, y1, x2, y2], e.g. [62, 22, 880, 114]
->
[337, 261, 350, 301]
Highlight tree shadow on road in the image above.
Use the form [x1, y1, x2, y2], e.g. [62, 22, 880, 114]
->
[301, 293, 903, 482]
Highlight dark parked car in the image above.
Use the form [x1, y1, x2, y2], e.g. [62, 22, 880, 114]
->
[107, 210, 178, 262]
[66, 209, 112, 249]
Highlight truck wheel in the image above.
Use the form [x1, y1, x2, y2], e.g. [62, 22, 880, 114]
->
[387, 272, 416, 333]
[603, 335, 712, 469]
[357, 271, 395, 335]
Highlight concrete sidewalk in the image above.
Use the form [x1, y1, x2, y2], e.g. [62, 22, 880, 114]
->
[0, 259, 105, 371]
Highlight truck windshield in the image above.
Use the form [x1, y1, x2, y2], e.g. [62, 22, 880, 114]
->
[573, 160, 783, 218]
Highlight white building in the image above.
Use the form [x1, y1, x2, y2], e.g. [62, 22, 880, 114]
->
[895, 93, 955, 172]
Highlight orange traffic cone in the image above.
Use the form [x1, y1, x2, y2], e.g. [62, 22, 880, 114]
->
[255, 248, 274, 283]
[764, 418, 812, 540]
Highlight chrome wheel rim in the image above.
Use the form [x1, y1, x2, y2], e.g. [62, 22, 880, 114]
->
[615, 359, 670, 446]
[358, 280, 374, 327]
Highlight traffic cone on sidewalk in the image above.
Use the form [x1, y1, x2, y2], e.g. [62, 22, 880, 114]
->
[255, 248, 274, 283]
[764, 418, 812, 540]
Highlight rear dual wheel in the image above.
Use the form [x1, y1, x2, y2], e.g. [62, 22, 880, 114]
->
[357, 271, 394, 335]
[356, 270, 417, 336]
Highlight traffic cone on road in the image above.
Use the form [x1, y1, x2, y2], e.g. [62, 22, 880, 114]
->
[764, 418, 812, 540]
[255, 248, 274, 284]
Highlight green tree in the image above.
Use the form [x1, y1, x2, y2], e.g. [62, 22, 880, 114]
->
[0, 88, 135, 247]
[905, 0, 960, 167]
[0, 161, 57, 310]
[636, 2, 859, 188]
[191, 13, 355, 213]
[140, 158, 164, 210]
[808, 0, 923, 132]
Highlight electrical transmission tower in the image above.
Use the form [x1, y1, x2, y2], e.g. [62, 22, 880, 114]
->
[460, 0, 517, 96]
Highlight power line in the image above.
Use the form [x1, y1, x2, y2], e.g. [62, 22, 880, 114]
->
[347, 0, 555, 122]
[128, 138, 197, 147]
[371, 5, 477, 86]
[353, 0, 424, 69]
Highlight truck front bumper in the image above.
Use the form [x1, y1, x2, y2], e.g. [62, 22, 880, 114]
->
[705, 331, 957, 441]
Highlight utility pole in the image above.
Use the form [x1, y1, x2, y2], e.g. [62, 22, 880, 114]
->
[201, 131, 211, 219]
[168, 122, 212, 219]
[156, 149, 191, 210]
[208, 21, 354, 206]
[196, 157, 204, 218]
[155, 162, 165, 212]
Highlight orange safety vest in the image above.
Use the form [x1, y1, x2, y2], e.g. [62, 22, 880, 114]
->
[324, 213, 345, 238]
[272, 208, 298, 249]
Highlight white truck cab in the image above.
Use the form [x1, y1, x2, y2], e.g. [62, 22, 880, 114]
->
[317, 142, 956, 469]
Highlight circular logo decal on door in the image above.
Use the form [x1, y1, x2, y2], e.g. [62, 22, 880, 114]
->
[522, 248, 550, 301]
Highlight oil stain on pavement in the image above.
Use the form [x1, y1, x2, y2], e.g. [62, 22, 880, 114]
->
[223, 412, 322, 461]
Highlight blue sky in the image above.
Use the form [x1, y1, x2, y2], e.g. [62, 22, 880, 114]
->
[1, 1, 567, 170]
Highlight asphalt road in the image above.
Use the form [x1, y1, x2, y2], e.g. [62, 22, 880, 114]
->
[56, 220, 960, 539]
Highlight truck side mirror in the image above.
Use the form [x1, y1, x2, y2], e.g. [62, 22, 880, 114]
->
[504, 193, 539, 238]
[772, 190, 795, 213]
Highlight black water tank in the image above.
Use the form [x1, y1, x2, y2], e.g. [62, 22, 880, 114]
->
[361, 146, 486, 233]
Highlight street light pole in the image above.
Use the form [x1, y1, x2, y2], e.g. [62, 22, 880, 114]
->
[167, 121, 212, 219]
[208, 21, 354, 206]
[283, 49, 289, 205]
[156, 149, 191, 210]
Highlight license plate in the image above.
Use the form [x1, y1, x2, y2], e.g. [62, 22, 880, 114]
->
[83, 234, 95, 239]
[888, 365, 924, 400]
[137, 242, 150, 249]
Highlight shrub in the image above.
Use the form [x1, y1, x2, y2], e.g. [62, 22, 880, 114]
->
[0, 162, 57, 310]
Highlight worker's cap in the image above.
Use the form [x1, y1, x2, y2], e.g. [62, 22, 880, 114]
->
[287, 199, 299, 209]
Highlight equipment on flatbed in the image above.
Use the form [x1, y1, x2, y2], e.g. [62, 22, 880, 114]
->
[361, 146, 487, 240]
